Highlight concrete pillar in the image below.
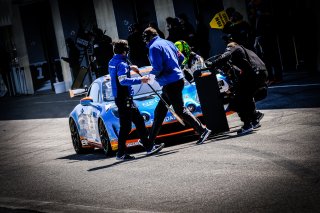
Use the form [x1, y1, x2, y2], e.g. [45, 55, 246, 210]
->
[50, 0, 73, 90]
[317, 19, 320, 72]
[0, 0, 12, 26]
[153, 0, 175, 38]
[312, 2, 320, 72]
[222, 0, 248, 21]
[11, 5, 34, 94]
[93, 0, 118, 40]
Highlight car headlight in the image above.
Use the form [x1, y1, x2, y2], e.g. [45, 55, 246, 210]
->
[141, 112, 150, 121]
[187, 104, 196, 112]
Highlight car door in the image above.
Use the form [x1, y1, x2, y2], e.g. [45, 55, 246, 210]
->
[86, 82, 103, 143]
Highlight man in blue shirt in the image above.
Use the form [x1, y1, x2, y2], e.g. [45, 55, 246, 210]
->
[142, 27, 211, 145]
[109, 39, 164, 160]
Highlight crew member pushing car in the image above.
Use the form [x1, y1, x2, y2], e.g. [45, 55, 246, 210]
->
[208, 40, 268, 135]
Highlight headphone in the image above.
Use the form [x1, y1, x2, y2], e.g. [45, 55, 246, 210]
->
[142, 27, 158, 43]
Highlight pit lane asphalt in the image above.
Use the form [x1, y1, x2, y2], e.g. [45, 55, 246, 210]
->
[0, 71, 320, 213]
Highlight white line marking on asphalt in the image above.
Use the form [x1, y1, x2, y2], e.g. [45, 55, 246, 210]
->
[268, 83, 320, 89]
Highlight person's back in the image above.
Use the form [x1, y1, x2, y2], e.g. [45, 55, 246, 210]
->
[217, 43, 266, 79]
[147, 36, 184, 86]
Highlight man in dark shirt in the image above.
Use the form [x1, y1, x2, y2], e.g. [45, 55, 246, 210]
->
[92, 28, 113, 77]
[210, 41, 268, 135]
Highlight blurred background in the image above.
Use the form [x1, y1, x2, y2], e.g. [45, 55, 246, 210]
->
[0, 0, 318, 97]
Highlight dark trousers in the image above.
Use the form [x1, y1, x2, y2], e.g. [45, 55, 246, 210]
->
[254, 36, 282, 81]
[115, 98, 152, 157]
[230, 89, 256, 124]
[229, 72, 267, 124]
[149, 79, 205, 142]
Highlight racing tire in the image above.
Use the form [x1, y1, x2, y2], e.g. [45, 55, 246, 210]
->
[98, 119, 113, 157]
[69, 119, 94, 154]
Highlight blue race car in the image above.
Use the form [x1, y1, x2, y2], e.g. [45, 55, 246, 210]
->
[69, 66, 232, 156]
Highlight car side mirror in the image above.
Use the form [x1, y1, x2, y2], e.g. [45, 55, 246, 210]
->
[80, 97, 93, 106]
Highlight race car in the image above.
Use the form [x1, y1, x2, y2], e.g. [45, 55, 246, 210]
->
[69, 66, 232, 156]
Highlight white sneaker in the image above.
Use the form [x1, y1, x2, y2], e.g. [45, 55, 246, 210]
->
[196, 128, 212, 145]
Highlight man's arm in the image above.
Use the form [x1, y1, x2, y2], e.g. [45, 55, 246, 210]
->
[149, 47, 163, 77]
[210, 47, 234, 67]
[117, 63, 148, 85]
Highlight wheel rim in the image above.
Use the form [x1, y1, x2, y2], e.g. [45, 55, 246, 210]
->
[70, 120, 81, 152]
[99, 120, 110, 154]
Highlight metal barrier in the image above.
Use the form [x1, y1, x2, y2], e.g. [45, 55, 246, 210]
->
[0, 73, 8, 97]
[9, 67, 28, 96]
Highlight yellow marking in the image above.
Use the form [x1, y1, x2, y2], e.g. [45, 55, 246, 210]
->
[210, 10, 229, 29]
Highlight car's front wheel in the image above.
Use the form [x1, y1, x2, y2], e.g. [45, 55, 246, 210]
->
[69, 119, 94, 154]
[98, 119, 113, 157]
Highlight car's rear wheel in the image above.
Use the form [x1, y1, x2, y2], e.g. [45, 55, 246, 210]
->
[69, 119, 94, 154]
[98, 119, 113, 157]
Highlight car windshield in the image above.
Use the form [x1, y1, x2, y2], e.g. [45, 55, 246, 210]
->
[102, 66, 168, 102]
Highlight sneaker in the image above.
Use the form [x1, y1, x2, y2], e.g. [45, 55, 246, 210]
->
[252, 112, 264, 129]
[116, 154, 135, 161]
[237, 123, 253, 135]
[196, 128, 212, 145]
[252, 122, 261, 129]
[146, 143, 165, 156]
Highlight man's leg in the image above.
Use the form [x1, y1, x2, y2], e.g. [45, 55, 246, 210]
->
[131, 103, 165, 155]
[236, 92, 256, 135]
[131, 105, 152, 150]
[148, 93, 169, 143]
[116, 105, 132, 158]
[166, 79, 206, 135]
[165, 79, 211, 144]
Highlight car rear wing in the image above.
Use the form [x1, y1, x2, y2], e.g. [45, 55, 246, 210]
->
[69, 88, 87, 98]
